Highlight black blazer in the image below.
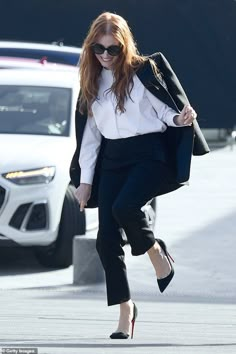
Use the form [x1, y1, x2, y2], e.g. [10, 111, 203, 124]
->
[69, 52, 210, 207]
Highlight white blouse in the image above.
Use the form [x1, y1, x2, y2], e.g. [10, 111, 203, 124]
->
[79, 68, 180, 185]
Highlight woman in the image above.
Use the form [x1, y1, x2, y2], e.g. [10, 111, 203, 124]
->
[70, 12, 209, 339]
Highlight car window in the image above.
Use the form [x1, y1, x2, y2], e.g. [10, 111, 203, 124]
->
[0, 86, 72, 136]
[0, 48, 80, 65]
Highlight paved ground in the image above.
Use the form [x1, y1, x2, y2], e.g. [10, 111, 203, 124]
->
[0, 290, 236, 354]
[0, 145, 236, 353]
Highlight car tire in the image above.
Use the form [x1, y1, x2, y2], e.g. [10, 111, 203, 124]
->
[34, 184, 85, 268]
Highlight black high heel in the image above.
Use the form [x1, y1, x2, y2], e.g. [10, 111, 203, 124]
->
[156, 238, 175, 293]
[110, 302, 138, 339]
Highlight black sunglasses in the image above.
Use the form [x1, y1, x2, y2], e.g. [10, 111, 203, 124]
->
[91, 43, 122, 56]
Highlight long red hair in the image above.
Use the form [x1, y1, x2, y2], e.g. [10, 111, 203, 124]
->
[79, 12, 153, 115]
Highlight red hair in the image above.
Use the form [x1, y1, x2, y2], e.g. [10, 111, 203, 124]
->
[79, 12, 151, 115]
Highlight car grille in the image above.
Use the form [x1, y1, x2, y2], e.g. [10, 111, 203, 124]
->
[9, 202, 48, 231]
[9, 203, 32, 229]
[0, 186, 6, 211]
[26, 203, 48, 230]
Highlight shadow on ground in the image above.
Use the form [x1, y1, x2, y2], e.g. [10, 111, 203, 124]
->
[0, 247, 56, 275]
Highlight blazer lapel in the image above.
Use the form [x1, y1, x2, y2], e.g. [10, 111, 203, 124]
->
[136, 61, 181, 113]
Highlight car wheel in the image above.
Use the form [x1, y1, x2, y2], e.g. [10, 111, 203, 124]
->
[34, 185, 85, 268]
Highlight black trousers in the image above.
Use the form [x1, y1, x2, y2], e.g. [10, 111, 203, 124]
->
[95, 133, 175, 306]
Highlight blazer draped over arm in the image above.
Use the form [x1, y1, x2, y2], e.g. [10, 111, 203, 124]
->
[69, 52, 210, 208]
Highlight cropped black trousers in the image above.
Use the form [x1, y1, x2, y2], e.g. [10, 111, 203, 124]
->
[95, 133, 176, 306]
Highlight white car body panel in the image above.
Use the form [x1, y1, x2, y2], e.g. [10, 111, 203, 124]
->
[0, 41, 82, 54]
[0, 68, 80, 246]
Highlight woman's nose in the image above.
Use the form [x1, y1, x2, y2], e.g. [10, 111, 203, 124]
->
[103, 50, 110, 57]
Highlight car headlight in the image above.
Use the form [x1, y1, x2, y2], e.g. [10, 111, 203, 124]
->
[2, 166, 56, 185]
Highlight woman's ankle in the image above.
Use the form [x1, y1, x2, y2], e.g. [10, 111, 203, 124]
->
[116, 300, 134, 334]
[120, 300, 133, 313]
[147, 241, 161, 256]
[147, 243, 171, 279]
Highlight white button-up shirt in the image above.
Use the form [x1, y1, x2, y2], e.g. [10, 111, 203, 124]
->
[79, 68, 180, 184]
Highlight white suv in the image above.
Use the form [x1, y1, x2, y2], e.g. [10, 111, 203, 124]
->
[0, 41, 82, 66]
[0, 67, 85, 268]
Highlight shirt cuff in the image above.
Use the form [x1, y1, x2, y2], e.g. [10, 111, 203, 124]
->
[167, 113, 185, 127]
[80, 168, 94, 185]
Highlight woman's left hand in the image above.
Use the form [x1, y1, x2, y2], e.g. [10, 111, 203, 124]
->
[174, 104, 197, 126]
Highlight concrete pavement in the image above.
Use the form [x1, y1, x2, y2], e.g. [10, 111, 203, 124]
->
[0, 145, 236, 353]
[0, 289, 236, 354]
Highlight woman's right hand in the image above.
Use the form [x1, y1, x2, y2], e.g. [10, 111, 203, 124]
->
[74, 183, 92, 211]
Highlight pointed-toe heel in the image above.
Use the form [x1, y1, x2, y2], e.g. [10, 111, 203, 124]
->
[110, 302, 138, 339]
[110, 331, 130, 339]
[156, 238, 175, 293]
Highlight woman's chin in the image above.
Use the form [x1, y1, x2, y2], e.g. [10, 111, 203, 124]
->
[103, 63, 113, 69]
